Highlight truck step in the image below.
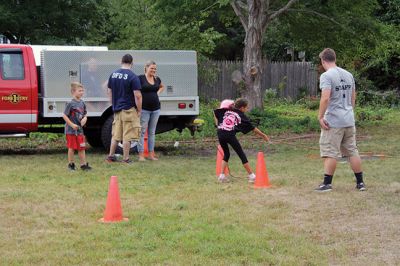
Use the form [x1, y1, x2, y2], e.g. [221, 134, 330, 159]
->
[0, 133, 27, 138]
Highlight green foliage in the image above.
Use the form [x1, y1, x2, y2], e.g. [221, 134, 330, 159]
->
[0, 0, 107, 44]
[357, 89, 400, 107]
[249, 103, 320, 135]
[356, 109, 384, 123]
[29, 132, 63, 143]
[376, 0, 400, 25]
[107, 0, 224, 54]
[296, 96, 320, 110]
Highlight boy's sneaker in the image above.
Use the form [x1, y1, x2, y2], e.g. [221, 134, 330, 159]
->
[106, 155, 118, 163]
[81, 163, 92, 171]
[122, 158, 133, 164]
[356, 182, 366, 191]
[218, 174, 228, 183]
[248, 173, 256, 183]
[68, 162, 76, 171]
[315, 183, 332, 192]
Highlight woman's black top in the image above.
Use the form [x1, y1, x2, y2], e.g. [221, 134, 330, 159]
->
[139, 75, 162, 111]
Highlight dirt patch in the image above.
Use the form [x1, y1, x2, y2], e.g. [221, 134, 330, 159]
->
[256, 185, 400, 265]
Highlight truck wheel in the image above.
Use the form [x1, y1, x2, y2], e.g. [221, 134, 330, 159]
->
[101, 115, 113, 152]
[101, 115, 138, 154]
[85, 129, 103, 148]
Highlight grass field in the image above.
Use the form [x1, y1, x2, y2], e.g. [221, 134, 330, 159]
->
[1, 106, 399, 265]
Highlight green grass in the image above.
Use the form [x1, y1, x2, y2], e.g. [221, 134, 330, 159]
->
[1, 103, 400, 265]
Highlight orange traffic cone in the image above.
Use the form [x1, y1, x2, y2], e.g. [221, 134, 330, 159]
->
[99, 176, 128, 223]
[216, 145, 229, 177]
[254, 152, 272, 188]
[143, 130, 149, 158]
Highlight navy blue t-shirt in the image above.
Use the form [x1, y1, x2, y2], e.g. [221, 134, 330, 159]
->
[108, 68, 141, 112]
[139, 75, 162, 111]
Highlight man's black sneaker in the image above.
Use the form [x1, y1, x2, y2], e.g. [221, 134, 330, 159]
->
[106, 155, 118, 163]
[68, 162, 76, 171]
[81, 163, 92, 171]
[356, 182, 366, 191]
[315, 183, 332, 192]
[122, 158, 133, 164]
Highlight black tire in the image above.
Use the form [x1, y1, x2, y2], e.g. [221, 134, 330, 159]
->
[84, 128, 103, 148]
[101, 115, 138, 154]
[101, 115, 113, 152]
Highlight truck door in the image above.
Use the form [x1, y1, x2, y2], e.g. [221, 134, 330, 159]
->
[0, 46, 37, 133]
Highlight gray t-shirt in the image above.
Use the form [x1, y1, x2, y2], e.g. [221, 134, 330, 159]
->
[64, 99, 87, 135]
[320, 67, 355, 128]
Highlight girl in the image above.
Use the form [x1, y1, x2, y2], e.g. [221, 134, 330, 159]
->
[214, 98, 269, 182]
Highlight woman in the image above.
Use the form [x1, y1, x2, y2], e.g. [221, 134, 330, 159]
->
[138, 60, 164, 161]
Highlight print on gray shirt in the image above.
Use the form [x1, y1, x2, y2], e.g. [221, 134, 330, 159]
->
[64, 99, 87, 135]
[320, 67, 355, 128]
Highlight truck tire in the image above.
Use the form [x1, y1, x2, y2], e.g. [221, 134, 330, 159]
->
[101, 115, 138, 154]
[101, 115, 113, 152]
[85, 128, 103, 148]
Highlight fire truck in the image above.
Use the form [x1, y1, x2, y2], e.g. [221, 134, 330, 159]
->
[0, 44, 199, 149]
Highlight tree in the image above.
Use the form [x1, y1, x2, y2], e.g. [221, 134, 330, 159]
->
[221, 0, 388, 109]
[221, 0, 300, 109]
[107, 0, 224, 55]
[0, 0, 106, 44]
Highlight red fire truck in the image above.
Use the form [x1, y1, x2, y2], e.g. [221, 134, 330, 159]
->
[0, 44, 199, 149]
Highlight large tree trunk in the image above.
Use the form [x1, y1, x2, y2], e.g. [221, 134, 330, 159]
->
[231, 0, 299, 110]
[241, 0, 265, 110]
[241, 0, 265, 109]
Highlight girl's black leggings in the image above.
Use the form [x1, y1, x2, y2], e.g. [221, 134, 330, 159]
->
[218, 131, 248, 164]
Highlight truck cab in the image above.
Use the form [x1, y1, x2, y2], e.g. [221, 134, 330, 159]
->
[0, 45, 38, 135]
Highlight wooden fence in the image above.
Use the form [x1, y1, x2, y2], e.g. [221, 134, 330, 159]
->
[198, 60, 318, 101]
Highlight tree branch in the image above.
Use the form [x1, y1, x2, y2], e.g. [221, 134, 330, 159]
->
[231, 0, 248, 32]
[269, 0, 299, 21]
[287, 9, 342, 26]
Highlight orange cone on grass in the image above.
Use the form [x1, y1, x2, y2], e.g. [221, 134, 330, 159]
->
[254, 152, 272, 188]
[216, 145, 229, 177]
[99, 176, 128, 222]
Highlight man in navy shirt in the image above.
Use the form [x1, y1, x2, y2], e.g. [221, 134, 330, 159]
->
[106, 54, 142, 163]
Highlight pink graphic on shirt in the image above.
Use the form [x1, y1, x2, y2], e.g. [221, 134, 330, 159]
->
[218, 111, 241, 131]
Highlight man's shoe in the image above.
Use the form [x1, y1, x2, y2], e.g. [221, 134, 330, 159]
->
[81, 163, 92, 171]
[68, 162, 76, 171]
[122, 158, 133, 164]
[315, 183, 332, 192]
[356, 182, 366, 191]
[106, 155, 118, 163]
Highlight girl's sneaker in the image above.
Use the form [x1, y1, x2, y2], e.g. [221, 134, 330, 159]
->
[218, 174, 228, 183]
[248, 173, 256, 183]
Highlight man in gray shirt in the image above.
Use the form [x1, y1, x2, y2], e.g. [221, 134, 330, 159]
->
[315, 48, 366, 192]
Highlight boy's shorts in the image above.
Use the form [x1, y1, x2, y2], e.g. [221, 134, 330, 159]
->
[319, 126, 359, 158]
[112, 108, 141, 142]
[66, 134, 86, 151]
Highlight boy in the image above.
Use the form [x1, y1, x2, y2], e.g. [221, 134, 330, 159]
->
[214, 98, 270, 183]
[63, 82, 92, 171]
